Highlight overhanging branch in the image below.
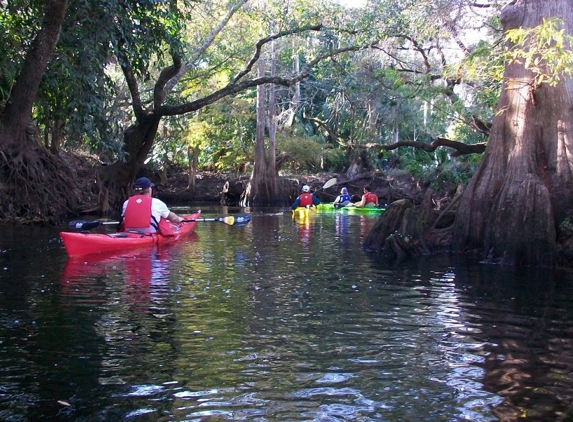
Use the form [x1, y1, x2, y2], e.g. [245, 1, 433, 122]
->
[160, 44, 373, 117]
[366, 137, 487, 157]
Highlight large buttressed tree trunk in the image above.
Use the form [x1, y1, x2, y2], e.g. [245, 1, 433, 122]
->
[0, 0, 79, 222]
[453, 0, 573, 267]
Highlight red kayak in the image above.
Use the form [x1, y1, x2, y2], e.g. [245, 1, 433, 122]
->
[60, 211, 201, 256]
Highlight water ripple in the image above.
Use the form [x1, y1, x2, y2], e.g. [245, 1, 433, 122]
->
[1, 216, 573, 420]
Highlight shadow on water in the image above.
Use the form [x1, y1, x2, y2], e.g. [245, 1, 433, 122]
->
[451, 261, 573, 421]
[0, 209, 572, 421]
[364, 252, 573, 421]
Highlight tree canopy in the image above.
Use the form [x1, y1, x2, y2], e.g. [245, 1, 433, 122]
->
[1, 0, 504, 172]
[5, 0, 573, 267]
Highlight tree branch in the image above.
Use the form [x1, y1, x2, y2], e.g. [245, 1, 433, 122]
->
[160, 44, 370, 116]
[366, 137, 487, 156]
[231, 24, 324, 84]
[304, 114, 346, 146]
[154, 55, 182, 109]
[163, 0, 248, 93]
[118, 50, 146, 120]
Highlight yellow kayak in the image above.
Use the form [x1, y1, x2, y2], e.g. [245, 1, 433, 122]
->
[292, 206, 315, 219]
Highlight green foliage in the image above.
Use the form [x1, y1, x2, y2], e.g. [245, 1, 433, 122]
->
[307, 54, 442, 151]
[433, 160, 477, 188]
[322, 148, 347, 172]
[448, 118, 490, 146]
[1, 0, 504, 179]
[277, 134, 324, 173]
[505, 17, 573, 87]
[399, 147, 435, 181]
[146, 96, 257, 173]
[39, 2, 122, 152]
[0, 0, 43, 107]
[453, 40, 505, 110]
[2, 0, 193, 155]
[397, 146, 480, 190]
[559, 217, 573, 241]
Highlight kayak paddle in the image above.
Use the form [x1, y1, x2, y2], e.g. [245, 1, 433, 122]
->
[193, 214, 251, 226]
[68, 214, 251, 230]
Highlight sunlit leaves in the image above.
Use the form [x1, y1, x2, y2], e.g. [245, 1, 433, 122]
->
[173, 96, 255, 171]
[505, 17, 573, 87]
[449, 40, 505, 110]
[277, 133, 324, 172]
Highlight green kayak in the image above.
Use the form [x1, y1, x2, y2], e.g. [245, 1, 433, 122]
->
[316, 203, 385, 215]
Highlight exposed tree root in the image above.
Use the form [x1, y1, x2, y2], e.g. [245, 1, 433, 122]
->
[0, 143, 82, 224]
[432, 184, 464, 230]
[363, 196, 456, 263]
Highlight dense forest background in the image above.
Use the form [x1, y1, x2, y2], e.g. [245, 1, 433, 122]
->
[2, 0, 573, 267]
[0, 0, 497, 210]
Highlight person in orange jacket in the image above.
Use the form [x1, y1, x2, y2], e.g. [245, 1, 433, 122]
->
[121, 177, 183, 233]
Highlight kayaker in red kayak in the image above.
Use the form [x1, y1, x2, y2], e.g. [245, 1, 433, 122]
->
[121, 177, 184, 234]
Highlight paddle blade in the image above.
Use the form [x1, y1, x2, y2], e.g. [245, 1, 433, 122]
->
[322, 177, 337, 190]
[68, 220, 101, 230]
[224, 214, 251, 226]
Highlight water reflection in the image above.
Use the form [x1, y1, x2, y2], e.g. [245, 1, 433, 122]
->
[0, 214, 573, 420]
[61, 241, 187, 311]
[448, 264, 573, 421]
[334, 213, 350, 244]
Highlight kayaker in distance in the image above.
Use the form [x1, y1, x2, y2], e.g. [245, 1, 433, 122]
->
[333, 187, 352, 208]
[352, 186, 379, 208]
[121, 177, 184, 234]
[291, 185, 321, 210]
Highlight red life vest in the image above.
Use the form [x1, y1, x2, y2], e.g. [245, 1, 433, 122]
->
[364, 192, 377, 205]
[299, 193, 313, 207]
[123, 195, 153, 229]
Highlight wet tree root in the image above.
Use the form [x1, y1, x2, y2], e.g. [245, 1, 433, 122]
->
[363, 197, 454, 263]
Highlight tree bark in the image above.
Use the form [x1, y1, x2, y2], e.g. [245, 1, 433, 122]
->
[247, 60, 269, 206]
[187, 146, 198, 190]
[453, 0, 573, 267]
[0, 0, 77, 222]
[267, 38, 278, 193]
[243, 54, 287, 207]
[1, 0, 69, 145]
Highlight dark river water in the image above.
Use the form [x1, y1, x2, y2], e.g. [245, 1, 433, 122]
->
[1, 204, 573, 421]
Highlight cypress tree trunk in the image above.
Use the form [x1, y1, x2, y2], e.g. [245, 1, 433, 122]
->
[243, 55, 287, 207]
[453, 0, 573, 267]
